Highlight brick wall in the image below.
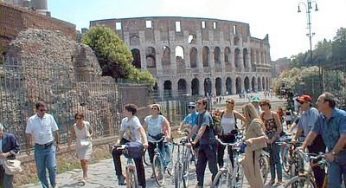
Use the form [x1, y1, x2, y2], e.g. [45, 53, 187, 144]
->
[0, 2, 76, 53]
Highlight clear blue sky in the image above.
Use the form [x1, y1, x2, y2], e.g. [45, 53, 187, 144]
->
[48, 0, 346, 61]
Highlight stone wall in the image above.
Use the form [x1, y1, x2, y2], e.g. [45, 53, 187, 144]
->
[0, 2, 76, 54]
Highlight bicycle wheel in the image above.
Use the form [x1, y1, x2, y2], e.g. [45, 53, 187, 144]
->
[182, 156, 190, 188]
[281, 145, 290, 175]
[259, 154, 269, 184]
[174, 164, 182, 188]
[166, 144, 174, 176]
[153, 154, 165, 186]
[127, 167, 139, 188]
[212, 170, 232, 188]
[233, 160, 244, 187]
[284, 175, 316, 188]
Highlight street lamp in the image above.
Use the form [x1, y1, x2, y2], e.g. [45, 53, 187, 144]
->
[297, 0, 322, 93]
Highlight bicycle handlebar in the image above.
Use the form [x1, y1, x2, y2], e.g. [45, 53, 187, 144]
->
[215, 136, 242, 147]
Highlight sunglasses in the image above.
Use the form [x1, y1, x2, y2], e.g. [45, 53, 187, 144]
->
[76, 117, 82, 120]
[39, 109, 47, 112]
[226, 101, 234, 104]
[188, 106, 195, 109]
[151, 108, 158, 110]
[259, 104, 267, 106]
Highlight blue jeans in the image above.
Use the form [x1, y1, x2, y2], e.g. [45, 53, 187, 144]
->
[328, 162, 346, 188]
[0, 165, 14, 188]
[268, 143, 282, 181]
[34, 144, 57, 188]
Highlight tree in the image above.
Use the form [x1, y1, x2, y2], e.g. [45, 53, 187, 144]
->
[82, 26, 155, 85]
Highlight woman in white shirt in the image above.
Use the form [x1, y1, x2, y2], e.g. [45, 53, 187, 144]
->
[217, 98, 245, 168]
[143, 104, 171, 173]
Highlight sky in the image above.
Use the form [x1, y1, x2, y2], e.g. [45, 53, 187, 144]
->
[48, 0, 346, 61]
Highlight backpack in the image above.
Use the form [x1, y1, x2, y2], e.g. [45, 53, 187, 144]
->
[212, 111, 238, 135]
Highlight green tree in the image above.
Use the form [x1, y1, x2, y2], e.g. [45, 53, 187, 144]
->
[82, 26, 155, 85]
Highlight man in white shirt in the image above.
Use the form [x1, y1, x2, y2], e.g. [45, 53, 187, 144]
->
[26, 101, 59, 188]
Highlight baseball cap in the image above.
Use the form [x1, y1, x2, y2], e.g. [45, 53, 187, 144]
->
[251, 96, 260, 103]
[297, 95, 312, 103]
[187, 102, 196, 107]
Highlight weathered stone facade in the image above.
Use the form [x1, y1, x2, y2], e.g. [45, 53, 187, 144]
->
[90, 17, 272, 97]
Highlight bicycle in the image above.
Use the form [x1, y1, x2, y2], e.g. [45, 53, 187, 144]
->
[284, 150, 328, 188]
[150, 137, 173, 186]
[259, 149, 270, 184]
[117, 145, 140, 188]
[212, 136, 244, 188]
[277, 140, 304, 178]
[172, 138, 190, 188]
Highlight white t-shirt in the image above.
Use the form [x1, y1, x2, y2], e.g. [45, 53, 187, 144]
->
[144, 115, 165, 140]
[120, 116, 142, 143]
[25, 113, 59, 145]
[221, 116, 236, 134]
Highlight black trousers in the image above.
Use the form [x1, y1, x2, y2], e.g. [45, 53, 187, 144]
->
[112, 138, 146, 188]
[196, 143, 218, 186]
[148, 141, 164, 163]
[308, 135, 326, 188]
[217, 134, 235, 167]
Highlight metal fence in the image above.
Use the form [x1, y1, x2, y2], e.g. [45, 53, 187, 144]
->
[0, 58, 121, 149]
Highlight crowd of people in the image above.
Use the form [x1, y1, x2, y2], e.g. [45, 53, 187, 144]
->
[0, 91, 346, 188]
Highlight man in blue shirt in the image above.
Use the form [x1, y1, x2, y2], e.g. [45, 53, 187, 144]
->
[302, 92, 346, 188]
[293, 95, 325, 188]
[178, 102, 198, 140]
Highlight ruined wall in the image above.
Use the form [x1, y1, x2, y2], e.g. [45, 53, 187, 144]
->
[0, 2, 76, 54]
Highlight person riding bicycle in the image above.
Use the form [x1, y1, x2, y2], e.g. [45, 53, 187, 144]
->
[112, 104, 148, 187]
[187, 98, 218, 188]
[143, 104, 172, 178]
[178, 102, 198, 140]
[293, 95, 326, 188]
[216, 98, 245, 168]
[302, 92, 346, 188]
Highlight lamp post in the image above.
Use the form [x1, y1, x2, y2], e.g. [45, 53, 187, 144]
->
[297, 0, 323, 94]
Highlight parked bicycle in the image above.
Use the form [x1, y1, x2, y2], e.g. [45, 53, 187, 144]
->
[284, 150, 328, 188]
[212, 136, 244, 188]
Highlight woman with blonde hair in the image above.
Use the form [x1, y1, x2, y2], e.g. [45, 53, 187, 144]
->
[241, 103, 268, 188]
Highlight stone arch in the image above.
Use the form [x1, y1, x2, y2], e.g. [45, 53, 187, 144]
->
[204, 78, 212, 96]
[131, 48, 141, 69]
[236, 77, 242, 94]
[146, 47, 156, 68]
[262, 77, 265, 91]
[191, 78, 199, 96]
[152, 82, 159, 95]
[251, 77, 256, 92]
[257, 77, 261, 91]
[234, 36, 240, 46]
[161, 46, 171, 65]
[234, 48, 240, 69]
[266, 77, 269, 90]
[164, 80, 172, 97]
[226, 77, 232, 95]
[224, 47, 231, 64]
[244, 77, 250, 92]
[175, 46, 185, 64]
[243, 48, 248, 69]
[214, 47, 221, 64]
[178, 79, 187, 95]
[202, 46, 210, 67]
[215, 77, 222, 96]
[188, 34, 197, 44]
[190, 47, 197, 68]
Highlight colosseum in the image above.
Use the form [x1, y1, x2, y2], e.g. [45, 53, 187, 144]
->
[90, 17, 272, 98]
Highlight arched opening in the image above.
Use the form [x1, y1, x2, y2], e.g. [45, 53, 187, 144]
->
[234, 36, 240, 46]
[257, 77, 261, 91]
[243, 48, 248, 69]
[234, 48, 240, 69]
[251, 77, 256, 92]
[214, 47, 221, 64]
[236, 77, 242, 94]
[215, 77, 222, 96]
[178, 79, 187, 95]
[204, 78, 212, 96]
[191, 78, 199, 96]
[161, 46, 171, 66]
[131, 49, 141, 69]
[202, 46, 210, 67]
[188, 34, 197, 44]
[244, 77, 250, 92]
[175, 46, 185, 64]
[224, 47, 231, 64]
[164, 80, 172, 97]
[266, 77, 269, 90]
[152, 82, 159, 96]
[226, 77, 232, 95]
[146, 47, 156, 68]
[190, 47, 197, 68]
[262, 77, 265, 91]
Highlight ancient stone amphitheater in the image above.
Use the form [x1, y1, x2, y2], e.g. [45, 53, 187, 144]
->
[91, 16, 272, 97]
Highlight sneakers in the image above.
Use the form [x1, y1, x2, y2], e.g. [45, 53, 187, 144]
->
[117, 175, 126, 185]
